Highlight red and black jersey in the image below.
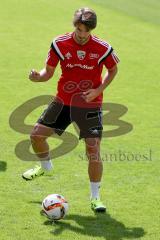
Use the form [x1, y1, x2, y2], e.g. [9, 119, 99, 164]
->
[46, 32, 119, 107]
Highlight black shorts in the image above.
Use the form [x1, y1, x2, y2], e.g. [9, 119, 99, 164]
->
[37, 100, 103, 139]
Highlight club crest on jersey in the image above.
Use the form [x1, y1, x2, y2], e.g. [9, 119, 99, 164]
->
[65, 52, 72, 59]
[77, 50, 86, 60]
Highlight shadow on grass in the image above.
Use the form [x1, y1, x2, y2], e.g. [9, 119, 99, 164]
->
[43, 213, 145, 240]
[0, 161, 7, 171]
[29, 201, 42, 205]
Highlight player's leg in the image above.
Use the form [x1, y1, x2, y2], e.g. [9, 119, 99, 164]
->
[85, 137, 106, 212]
[85, 138, 102, 182]
[22, 123, 54, 180]
[73, 106, 106, 212]
[22, 99, 71, 180]
[30, 123, 53, 159]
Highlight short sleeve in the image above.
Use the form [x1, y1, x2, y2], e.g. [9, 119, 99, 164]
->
[46, 48, 59, 67]
[103, 50, 120, 69]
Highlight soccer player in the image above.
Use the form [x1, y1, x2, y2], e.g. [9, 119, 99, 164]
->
[22, 7, 119, 212]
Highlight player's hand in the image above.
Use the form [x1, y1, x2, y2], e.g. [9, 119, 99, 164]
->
[29, 69, 41, 81]
[83, 88, 101, 102]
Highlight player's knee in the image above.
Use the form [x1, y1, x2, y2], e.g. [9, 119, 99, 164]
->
[85, 138, 100, 148]
[30, 132, 46, 143]
[85, 140, 100, 155]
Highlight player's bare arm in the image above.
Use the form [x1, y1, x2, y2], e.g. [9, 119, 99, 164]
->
[29, 64, 55, 82]
[83, 65, 118, 102]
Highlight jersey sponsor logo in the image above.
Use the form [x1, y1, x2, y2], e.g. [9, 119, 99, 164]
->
[65, 52, 72, 59]
[63, 81, 77, 93]
[77, 50, 86, 60]
[89, 53, 99, 59]
[66, 63, 94, 70]
[63, 80, 93, 93]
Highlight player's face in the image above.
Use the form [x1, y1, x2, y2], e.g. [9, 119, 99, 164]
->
[74, 24, 91, 45]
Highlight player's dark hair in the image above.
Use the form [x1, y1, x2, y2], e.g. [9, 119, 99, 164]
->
[73, 7, 97, 31]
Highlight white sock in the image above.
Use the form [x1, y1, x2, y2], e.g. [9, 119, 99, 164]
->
[39, 155, 53, 171]
[90, 182, 101, 200]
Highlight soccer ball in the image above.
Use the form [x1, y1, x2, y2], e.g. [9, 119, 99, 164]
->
[42, 194, 68, 220]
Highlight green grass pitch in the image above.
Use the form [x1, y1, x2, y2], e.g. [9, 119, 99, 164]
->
[0, 0, 160, 239]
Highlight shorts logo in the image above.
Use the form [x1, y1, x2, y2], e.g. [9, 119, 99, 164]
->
[65, 52, 72, 59]
[77, 50, 86, 60]
[89, 53, 99, 59]
[90, 129, 99, 135]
